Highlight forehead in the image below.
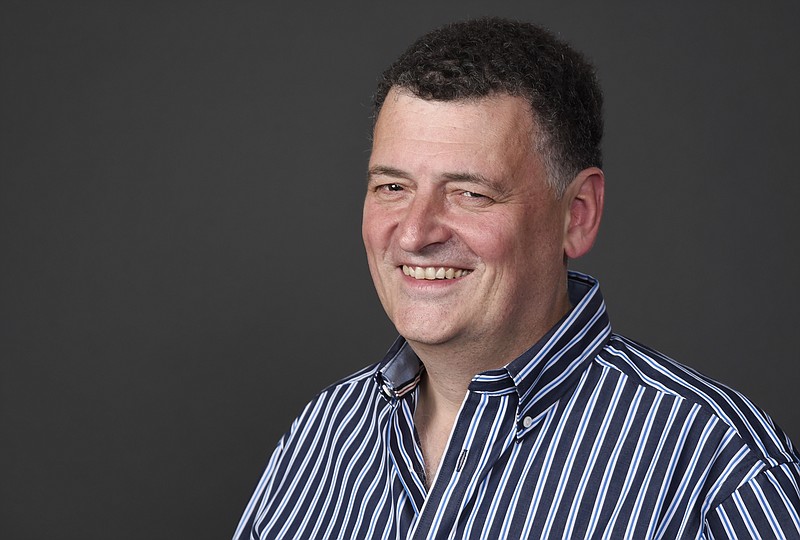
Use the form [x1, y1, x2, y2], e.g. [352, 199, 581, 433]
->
[370, 90, 540, 181]
[374, 89, 534, 143]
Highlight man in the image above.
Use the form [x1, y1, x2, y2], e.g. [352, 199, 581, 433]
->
[234, 18, 800, 539]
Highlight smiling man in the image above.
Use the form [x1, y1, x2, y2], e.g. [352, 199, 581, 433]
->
[234, 18, 800, 539]
[362, 90, 603, 487]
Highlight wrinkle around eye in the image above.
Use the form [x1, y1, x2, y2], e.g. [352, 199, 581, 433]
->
[452, 190, 496, 208]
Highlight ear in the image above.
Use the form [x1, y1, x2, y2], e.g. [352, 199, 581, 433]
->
[562, 167, 604, 259]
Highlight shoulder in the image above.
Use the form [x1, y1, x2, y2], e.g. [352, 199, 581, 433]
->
[319, 361, 384, 396]
[259, 361, 391, 490]
[231, 362, 392, 539]
[595, 333, 799, 467]
[281, 361, 388, 447]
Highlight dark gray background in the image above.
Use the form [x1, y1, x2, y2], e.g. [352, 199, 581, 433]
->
[2, 2, 798, 538]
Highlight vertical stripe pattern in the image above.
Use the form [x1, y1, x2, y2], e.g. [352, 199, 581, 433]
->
[234, 272, 800, 539]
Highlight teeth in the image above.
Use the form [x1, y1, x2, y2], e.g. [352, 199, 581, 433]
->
[402, 265, 472, 280]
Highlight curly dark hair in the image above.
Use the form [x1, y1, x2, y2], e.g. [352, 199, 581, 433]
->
[373, 17, 603, 195]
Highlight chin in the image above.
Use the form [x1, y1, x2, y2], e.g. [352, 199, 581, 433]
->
[393, 320, 458, 347]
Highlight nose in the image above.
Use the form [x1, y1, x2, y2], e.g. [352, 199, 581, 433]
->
[396, 190, 451, 253]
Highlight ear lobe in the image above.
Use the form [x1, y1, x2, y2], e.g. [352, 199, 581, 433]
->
[563, 167, 604, 260]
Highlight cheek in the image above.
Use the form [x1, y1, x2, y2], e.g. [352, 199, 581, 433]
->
[361, 218, 374, 251]
[363, 200, 404, 245]
[467, 212, 527, 256]
[361, 205, 383, 250]
[461, 224, 516, 269]
[362, 209, 397, 270]
[480, 213, 563, 270]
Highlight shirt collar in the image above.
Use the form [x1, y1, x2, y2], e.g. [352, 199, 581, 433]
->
[374, 272, 611, 435]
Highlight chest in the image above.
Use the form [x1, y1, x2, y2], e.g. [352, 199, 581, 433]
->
[256, 374, 729, 539]
[387, 377, 724, 538]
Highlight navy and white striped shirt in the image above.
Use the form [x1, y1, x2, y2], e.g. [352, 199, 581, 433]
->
[234, 272, 800, 539]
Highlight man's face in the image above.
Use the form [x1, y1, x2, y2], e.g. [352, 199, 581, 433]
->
[363, 89, 572, 362]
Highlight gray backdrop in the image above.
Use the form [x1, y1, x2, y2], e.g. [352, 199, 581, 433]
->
[2, 2, 798, 538]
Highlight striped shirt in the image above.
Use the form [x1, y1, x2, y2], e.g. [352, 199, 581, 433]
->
[233, 272, 800, 539]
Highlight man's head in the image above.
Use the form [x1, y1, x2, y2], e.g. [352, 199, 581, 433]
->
[373, 17, 603, 196]
[363, 18, 605, 363]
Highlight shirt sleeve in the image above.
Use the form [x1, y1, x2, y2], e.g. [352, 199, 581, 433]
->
[705, 461, 800, 538]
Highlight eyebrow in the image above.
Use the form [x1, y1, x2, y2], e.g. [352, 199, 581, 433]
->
[441, 171, 508, 195]
[367, 165, 411, 183]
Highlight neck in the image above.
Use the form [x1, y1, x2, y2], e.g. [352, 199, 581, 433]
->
[410, 291, 572, 488]
[409, 291, 572, 403]
[413, 368, 462, 488]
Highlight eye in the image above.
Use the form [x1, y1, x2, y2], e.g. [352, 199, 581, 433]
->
[370, 182, 408, 201]
[373, 182, 404, 193]
[460, 190, 495, 203]
[452, 188, 495, 207]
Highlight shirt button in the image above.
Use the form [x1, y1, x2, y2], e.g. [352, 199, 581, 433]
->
[522, 416, 533, 428]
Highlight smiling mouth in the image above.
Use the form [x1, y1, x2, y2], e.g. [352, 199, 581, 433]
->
[402, 265, 473, 280]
